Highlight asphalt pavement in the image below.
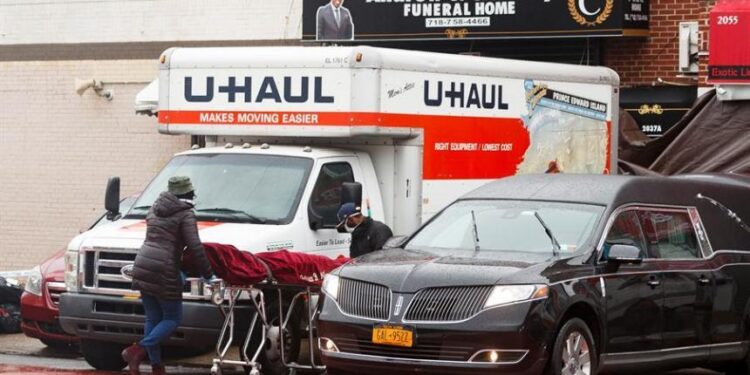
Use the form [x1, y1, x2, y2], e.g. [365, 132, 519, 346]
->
[0, 332, 724, 374]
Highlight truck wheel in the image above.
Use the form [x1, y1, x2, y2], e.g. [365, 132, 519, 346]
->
[81, 339, 127, 371]
[243, 299, 302, 375]
[547, 318, 597, 375]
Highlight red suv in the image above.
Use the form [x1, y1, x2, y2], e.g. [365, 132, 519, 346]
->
[21, 196, 137, 347]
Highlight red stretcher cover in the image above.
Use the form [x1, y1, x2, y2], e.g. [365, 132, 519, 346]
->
[184, 243, 349, 287]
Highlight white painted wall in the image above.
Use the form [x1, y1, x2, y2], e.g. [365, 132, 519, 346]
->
[0, 0, 303, 45]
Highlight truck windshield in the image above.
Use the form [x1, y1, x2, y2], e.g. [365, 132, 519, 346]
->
[405, 200, 604, 257]
[126, 154, 313, 225]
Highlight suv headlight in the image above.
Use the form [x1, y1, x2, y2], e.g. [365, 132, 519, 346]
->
[322, 274, 340, 300]
[484, 285, 549, 309]
[25, 266, 43, 296]
[64, 251, 79, 292]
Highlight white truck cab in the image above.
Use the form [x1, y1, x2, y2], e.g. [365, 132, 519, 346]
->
[60, 46, 619, 372]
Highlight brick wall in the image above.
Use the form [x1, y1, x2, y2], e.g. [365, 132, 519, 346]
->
[0, 60, 189, 271]
[605, 0, 716, 87]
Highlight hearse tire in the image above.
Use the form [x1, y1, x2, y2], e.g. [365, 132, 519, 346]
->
[80, 339, 127, 371]
[547, 318, 597, 375]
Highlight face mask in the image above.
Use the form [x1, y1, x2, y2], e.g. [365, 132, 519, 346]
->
[345, 222, 358, 233]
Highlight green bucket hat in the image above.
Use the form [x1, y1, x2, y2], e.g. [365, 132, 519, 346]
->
[168, 176, 194, 196]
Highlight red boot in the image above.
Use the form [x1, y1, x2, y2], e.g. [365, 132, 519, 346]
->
[121, 343, 147, 375]
[151, 364, 166, 375]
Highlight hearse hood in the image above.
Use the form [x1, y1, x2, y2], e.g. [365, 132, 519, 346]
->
[336, 249, 549, 293]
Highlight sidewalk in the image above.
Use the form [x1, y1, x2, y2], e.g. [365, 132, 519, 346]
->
[0, 333, 241, 372]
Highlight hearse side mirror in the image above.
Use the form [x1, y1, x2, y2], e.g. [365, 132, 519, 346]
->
[105, 177, 121, 221]
[607, 245, 643, 265]
[383, 235, 408, 250]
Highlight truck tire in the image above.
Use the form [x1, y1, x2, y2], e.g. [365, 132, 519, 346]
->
[546, 318, 597, 375]
[243, 298, 302, 375]
[81, 339, 127, 371]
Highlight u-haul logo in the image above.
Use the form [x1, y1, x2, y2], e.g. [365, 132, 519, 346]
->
[184, 76, 335, 104]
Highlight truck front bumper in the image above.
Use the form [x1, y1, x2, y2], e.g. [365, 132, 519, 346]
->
[59, 293, 244, 347]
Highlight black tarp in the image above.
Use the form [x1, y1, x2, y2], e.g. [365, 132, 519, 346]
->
[619, 90, 750, 176]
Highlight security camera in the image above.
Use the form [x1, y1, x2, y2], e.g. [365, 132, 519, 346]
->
[102, 89, 114, 101]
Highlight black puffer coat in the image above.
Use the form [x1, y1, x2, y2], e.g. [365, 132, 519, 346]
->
[350, 217, 393, 258]
[132, 192, 213, 300]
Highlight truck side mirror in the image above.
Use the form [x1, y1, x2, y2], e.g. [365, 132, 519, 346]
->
[607, 245, 643, 265]
[105, 177, 121, 221]
[308, 203, 323, 231]
[340, 182, 362, 208]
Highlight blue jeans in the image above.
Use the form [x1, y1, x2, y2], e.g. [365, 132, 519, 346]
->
[139, 294, 182, 365]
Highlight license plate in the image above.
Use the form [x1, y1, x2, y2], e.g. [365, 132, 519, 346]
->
[372, 324, 414, 348]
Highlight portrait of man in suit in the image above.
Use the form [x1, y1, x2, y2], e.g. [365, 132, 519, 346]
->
[316, 0, 354, 41]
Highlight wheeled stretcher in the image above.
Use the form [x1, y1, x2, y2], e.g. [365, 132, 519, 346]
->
[187, 244, 347, 375]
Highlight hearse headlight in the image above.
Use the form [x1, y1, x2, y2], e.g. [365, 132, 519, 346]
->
[322, 274, 340, 301]
[484, 285, 549, 309]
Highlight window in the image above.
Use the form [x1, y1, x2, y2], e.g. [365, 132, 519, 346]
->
[309, 162, 355, 228]
[638, 209, 701, 260]
[127, 154, 313, 224]
[405, 200, 604, 258]
[603, 211, 647, 259]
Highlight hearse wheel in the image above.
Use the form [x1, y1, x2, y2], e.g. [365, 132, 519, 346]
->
[548, 318, 597, 375]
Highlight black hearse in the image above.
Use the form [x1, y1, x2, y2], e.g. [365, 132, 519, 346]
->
[317, 174, 750, 375]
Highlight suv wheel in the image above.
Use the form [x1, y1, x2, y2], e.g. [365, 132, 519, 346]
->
[81, 339, 127, 371]
[547, 318, 597, 375]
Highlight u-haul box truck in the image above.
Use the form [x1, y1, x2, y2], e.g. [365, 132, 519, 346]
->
[60, 46, 619, 371]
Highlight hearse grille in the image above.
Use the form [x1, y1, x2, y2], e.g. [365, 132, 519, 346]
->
[404, 286, 494, 322]
[333, 337, 473, 361]
[338, 278, 391, 320]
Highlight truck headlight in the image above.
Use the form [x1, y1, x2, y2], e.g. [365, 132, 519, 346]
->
[484, 285, 549, 309]
[322, 274, 340, 301]
[24, 266, 43, 296]
[64, 251, 79, 292]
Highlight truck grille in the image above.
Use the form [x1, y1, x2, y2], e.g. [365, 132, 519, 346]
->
[82, 248, 136, 293]
[404, 286, 493, 322]
[338, 278, 391, 320]
[46, 282, 67, 306]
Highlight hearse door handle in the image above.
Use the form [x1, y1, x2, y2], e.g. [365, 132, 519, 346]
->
[698, 276, 711, 286]
[647, 277, 661, 288]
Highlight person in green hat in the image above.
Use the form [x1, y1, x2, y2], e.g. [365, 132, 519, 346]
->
[122, 176, 214, 375]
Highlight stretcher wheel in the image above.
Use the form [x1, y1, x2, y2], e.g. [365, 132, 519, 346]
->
[212, 289, 224, 305]
[210, 364, 222, 375]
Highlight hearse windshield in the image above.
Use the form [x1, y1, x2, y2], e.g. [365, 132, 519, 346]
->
[126, 154, 313, 224]
[406, 200, 604, 257]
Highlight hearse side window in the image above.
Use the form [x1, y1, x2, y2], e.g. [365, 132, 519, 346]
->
[310, 162, 355, 228]
[603, 210, 648, 259]
[637, 209, 701, 260]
